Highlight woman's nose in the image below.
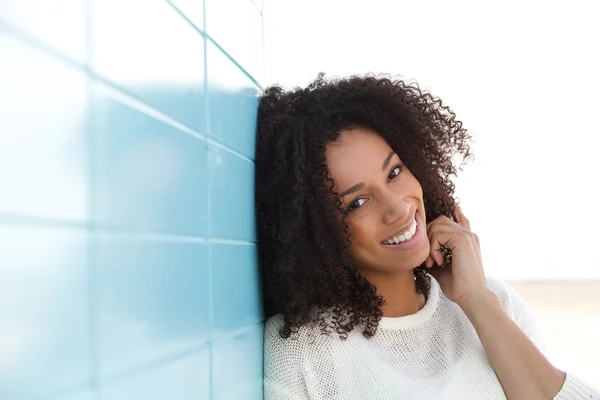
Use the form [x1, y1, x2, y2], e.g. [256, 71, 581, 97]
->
[382, 197, 411, 225]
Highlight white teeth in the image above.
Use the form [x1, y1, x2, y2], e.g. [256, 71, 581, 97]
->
[384, 218, 417, 245]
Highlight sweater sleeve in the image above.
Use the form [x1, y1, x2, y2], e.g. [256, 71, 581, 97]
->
[485, 276, 600, 400]
[264, 314, 311, 400]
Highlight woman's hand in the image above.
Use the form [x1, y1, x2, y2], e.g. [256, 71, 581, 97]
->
[424, 204, 489, 308]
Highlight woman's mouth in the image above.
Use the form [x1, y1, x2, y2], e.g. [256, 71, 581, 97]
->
[381, 211, 423, 250]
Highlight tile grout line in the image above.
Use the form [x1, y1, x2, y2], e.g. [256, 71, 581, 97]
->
[85, 0, 102, 398]
[201, 0, 215, 397]
[166, 0, 264, 92]
[0, 213, 256, 244]
[206, 137, 254, 164]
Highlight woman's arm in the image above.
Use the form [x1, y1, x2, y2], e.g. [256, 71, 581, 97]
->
[490, 277, 600, 400]
[460, 288, 566, 400]
[425, 205, 599, 399]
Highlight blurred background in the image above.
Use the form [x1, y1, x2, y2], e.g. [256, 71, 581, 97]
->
[0, 0, 598, 398]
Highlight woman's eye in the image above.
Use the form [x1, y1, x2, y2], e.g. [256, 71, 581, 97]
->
[348, 198, 367, 211]
[389, 164, 403, 180]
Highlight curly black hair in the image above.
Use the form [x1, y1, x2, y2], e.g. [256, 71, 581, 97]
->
[255, 73, 473, 340]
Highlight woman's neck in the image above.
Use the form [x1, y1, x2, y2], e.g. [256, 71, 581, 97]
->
[361, 269, 426, 318]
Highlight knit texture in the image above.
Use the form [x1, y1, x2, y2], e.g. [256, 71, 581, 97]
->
[264, 275, 600, 399]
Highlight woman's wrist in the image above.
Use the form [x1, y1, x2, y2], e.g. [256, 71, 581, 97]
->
[457, 287, 499, 318]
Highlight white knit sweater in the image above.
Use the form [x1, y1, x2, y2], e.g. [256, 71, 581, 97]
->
[264, 274, 600, 399]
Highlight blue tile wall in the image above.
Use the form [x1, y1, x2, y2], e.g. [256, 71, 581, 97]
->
[208, 144, 256, 241]
[101, 350, 211, 400]
[96, 234, 210, 378]
[211, 244, 261, 331]
[0, 226, 89, 398]
[206, 40, 260, 159]
[212, 324, 263, 399]
[0, 34, 88, 221]
[92, 0, 207, 132]
[90, 88, 209, 236]
[0, 1, 265, 399]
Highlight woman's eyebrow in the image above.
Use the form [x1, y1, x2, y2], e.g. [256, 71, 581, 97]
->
[340, 183, 364, 199]
[382, 151, 395, 171]
[340, 152, 396, 198]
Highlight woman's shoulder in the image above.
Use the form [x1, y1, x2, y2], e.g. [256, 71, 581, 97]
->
[485, 275, 520, 299]
[265, 313, 285, 333]
[264, 308, 342, 347]
[264, 311, 338, 371]
[264, 312, 314, 343]
[264, 313, 319, 398]
[484, 275, 533, 322]
[483, 275, 552, 357]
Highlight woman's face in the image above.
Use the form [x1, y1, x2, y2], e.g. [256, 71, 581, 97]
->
[325, 127, 430, 274]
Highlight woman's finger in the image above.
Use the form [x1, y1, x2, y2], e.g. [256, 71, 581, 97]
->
[427, 231, 447, 267]
[449, 205, 481, 258]
[426, 216, 459, 267]
[453, 203, 471, 231]
[425, 255, 435, 268]
[427, 223, 473, 266]
[426, 212, 474, 268]
[426, 215, 455, 233]
[426, 225, 455, 266]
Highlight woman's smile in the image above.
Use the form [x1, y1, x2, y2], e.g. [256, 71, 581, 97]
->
[381, 210, 424, 250]
[381, 209, 418, 243]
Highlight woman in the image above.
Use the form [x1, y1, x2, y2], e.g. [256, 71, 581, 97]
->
[254, 73, 599, 399]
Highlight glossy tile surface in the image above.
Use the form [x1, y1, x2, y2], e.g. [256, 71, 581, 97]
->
[211, 244, 262, 333]
[1, 1, 264, 398]
[0, 226, 89, 398]
[92, 0, 206, 132]
[90, 86, 208, 236]
[0, 34, 87, 220]
[212, 324, 264, 400]
[97, 235, 210, 378]
[208, 144, 256, 241]
[102, 350, 210, 400]
[51, 390, 96, 400]
[207, 41, 260, 159]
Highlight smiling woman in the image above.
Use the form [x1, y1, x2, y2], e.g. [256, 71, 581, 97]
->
[254, 73, 600, 399]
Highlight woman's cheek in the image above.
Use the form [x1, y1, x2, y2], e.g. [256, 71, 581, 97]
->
[349, 219, 370, 244]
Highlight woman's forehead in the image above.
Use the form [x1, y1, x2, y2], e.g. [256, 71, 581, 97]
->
[326, 128, 395, 168]
[325, 128, 399, 189]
